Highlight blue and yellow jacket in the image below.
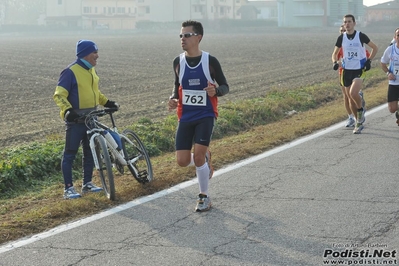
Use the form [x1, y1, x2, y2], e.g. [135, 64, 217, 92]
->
[54, 59, 108, 120]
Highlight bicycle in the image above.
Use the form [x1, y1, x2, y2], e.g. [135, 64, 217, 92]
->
[81, 108, 153, 200]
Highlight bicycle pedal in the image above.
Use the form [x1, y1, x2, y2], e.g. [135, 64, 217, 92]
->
[137, 170, 149, 183]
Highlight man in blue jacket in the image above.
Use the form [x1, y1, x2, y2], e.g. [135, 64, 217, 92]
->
[54, 40, 119, 199]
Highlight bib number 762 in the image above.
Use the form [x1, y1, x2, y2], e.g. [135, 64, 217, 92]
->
[182, 90, 207, 106]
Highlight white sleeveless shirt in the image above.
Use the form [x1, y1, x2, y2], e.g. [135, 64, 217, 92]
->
[381, 44, 399, 85]
[342, 31, 367, 70]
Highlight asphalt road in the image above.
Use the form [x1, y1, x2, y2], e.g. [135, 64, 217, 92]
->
[1, 104, 399, 266]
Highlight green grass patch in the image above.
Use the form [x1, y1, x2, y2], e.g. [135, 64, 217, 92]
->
[0, 68, 385, 200]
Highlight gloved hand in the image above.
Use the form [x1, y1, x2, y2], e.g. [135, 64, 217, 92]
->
[64, 108, 79, 122]
[104, 100, 120, 110]
[333, 61, 339, 71]
[364, 59, 371, 71]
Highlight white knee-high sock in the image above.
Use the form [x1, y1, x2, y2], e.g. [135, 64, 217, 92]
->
[196, 163, 210, 195]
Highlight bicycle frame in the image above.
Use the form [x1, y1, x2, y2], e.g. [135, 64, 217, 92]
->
[86, 128, 130, 169]
[83, 108, 153, 188]
[87, 109, 145, 169]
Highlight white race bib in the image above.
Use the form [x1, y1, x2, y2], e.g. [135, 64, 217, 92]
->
[182, 90, 207, 106]
[394, 62, 399, 76]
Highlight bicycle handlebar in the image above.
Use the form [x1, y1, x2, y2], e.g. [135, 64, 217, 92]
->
[83, 108, 118, 118]
[81, 108, 119, 129]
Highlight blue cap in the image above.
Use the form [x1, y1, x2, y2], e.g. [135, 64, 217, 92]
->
[76, 40, 98, 58]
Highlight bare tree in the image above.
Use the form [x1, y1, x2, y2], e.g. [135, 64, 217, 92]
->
[1, 0, 45, 24]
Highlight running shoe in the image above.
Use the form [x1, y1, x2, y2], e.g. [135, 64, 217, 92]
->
[353, 124, 364, 134]
[205, 150, 214, 179]
[359, 91, 366, 109]
[63, 186, 81, 199]
[357, 108, 366, 124]
[345, 117, 355, 127]
[396, 111, 399, 126]
[81, 181, 103, 194]
[195, 193, 212, 212]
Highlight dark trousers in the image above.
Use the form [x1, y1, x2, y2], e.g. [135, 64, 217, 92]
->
[61, 123, 94, 189]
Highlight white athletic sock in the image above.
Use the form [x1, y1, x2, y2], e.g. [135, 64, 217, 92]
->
[196, 163, 210, 195]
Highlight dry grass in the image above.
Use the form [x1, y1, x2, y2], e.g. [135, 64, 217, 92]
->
[0, 78, 388, 246]
[0, 30, 393, 149]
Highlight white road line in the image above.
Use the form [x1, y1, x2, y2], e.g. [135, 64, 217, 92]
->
[0, 104, 386, 254]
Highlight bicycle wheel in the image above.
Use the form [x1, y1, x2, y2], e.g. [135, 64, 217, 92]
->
[121, 129, 153, 183]
[94, 135, 115, 200]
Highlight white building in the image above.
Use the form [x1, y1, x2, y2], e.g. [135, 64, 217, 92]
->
[46, 0, 136, 29]
[45, 0, 248, 30]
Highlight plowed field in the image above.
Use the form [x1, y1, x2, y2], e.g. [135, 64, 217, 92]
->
[0, 28, 392, 149]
